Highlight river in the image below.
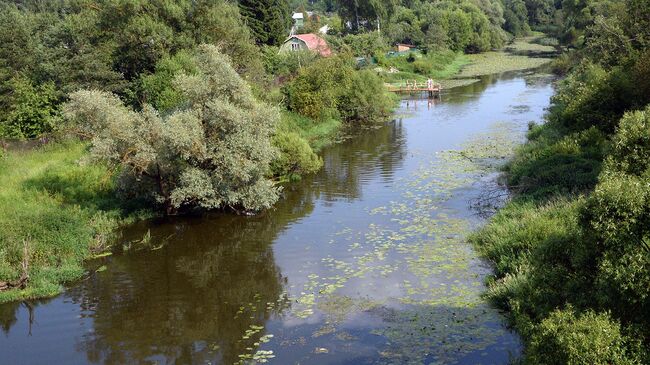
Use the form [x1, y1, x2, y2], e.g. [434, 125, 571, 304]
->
[0, 69, 555, 365]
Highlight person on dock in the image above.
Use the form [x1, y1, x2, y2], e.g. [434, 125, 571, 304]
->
[427, 78, 433, 90]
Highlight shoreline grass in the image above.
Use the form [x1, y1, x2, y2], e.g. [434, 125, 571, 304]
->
[0, 142, 151, 303]
[380, 35, 557, 90]
[278, 111, 342, 152]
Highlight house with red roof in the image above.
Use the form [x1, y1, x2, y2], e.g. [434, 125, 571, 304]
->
[280, 33, 332, 57]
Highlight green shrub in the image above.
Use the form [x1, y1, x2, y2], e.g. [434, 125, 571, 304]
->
[607, 106, 650, 176]
[507, 126, 606, 198]
[260, 46, 317, 76]
[331, 32, 388, 57]
[283, 55, 354, 121]
[271, 131, 322, 181]
[284, 56, 393, 125]
[338, 70, 395, 125]
[471, 199, 584, 313]
[581, 172, 650, 322]
[527, 308, 636, 365]
[549, 62, 635, 134]
[0, 76, 59, 139]
[65, 45, 280, 214]
[139, 50, 198, 112]
[278, 111, 341, 152]
[412, 59, 433, 74]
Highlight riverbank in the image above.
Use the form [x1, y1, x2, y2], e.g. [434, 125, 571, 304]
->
[468, 52, 650, 363]
[0, 142, 151, 303]
[381, 34, 556, 90]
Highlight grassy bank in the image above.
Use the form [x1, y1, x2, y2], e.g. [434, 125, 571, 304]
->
[0, 142, 149, 303]
[468, 52, 650, 363]
[379, 50, 471, 84]
[380, 35, 557, 90]
[278, 111, 342, 152]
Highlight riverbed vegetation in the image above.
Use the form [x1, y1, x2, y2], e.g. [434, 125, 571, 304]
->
[471, 0, 650, 363]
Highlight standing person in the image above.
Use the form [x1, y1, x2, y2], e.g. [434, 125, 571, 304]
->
[427, 78, 433, 89]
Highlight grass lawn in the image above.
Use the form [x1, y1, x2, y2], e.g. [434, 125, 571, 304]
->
[0, 142, 150, 303]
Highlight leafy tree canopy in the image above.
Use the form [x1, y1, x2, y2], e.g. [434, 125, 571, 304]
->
[64, 45, 280, 214]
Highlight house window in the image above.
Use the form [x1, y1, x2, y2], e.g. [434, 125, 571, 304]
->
[291, 43, 300, 51]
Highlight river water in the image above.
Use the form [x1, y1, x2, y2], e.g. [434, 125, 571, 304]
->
[0, 70, 554, 365]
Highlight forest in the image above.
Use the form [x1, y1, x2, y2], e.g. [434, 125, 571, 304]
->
[0, 0, 649, 363]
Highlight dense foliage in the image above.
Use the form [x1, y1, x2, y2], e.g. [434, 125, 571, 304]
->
[64, 45, 280, 214]
[0, 0, 263, 138]
[239, 0, 291, 45]
[471, 0, 650, 363]
[283, 55, 394, 124]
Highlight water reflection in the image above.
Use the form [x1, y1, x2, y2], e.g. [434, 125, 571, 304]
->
[308, 119, 407, 202]
[71, 218, 287, 364]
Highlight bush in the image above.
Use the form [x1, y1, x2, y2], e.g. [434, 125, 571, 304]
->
[139, 50, 198, 113]
[581, 172, 650, 320]
[607, 106, 650, 176]
[333, 32, 388, 57]
[260, 46, 317, 76]
[277, 111, 341, 152]
[270, 131, 322, 181]
[507, 126, 606, 198]
[527, 308, 636, 365]
[338, 70, 394, 125]
[471, 198, 587, 326]
[64, 45, 280, 214]
[283, 56, 354, 121]
[549, 62, 635, 134]
[284, 56, 393, 125]
[0, 76, 59, 139]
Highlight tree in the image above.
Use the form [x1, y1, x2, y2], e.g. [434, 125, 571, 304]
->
[0, 75, 59, 139]
[502, 0, 531, 36]
[524, 0, 555, 26]
[336, 0, 396, 33]
[64, 45, 280, 214]
[238, 0, 291, 45]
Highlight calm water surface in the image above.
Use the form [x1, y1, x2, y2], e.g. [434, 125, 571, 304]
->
[1, 71, 555, 365]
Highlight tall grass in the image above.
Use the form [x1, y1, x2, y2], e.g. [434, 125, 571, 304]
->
[379, 50, 470, 85]
[278, 111, 342, 152]
[0, 141, 150, 302]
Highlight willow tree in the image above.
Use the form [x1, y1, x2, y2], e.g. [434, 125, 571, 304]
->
[64, 45, 279, 214]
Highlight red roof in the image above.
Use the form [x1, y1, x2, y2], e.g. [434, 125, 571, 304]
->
[293, 34, 332, 57]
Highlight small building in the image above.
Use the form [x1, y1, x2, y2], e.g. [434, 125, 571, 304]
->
[292, 12, 304, 28]
[395, 43, 417, 52]
[280, 33, 332, 57]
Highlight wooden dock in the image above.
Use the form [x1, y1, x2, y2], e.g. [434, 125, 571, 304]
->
[387, 80, 442, 97]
